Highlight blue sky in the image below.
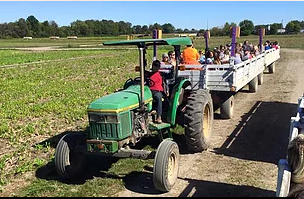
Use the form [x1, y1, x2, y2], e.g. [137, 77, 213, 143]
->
[0, 1, 303, 30]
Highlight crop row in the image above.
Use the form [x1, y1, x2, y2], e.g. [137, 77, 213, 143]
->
[0, 48, 146, 189]
[0, 49, 127, 66]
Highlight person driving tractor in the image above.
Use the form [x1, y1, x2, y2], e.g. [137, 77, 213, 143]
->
[146, 60, 166, 124]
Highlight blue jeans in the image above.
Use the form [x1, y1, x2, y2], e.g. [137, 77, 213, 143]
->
[151, 90, 162, 117]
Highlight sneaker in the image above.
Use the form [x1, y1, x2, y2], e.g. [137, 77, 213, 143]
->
[156, 116, 162, 124]
[150, 110, 157, 115]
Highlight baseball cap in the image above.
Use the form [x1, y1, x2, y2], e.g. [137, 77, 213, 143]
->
[162, 53, 168, 58]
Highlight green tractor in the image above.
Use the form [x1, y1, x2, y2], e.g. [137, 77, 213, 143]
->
[54, 37, 213, 192]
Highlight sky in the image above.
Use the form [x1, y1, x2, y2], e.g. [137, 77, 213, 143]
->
[0, 1, 303, 30]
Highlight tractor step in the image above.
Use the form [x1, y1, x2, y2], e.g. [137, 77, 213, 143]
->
[149, 122, 170, 130]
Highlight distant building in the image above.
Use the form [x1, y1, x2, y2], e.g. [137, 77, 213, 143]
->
[49, 36, 59, 39]
[277, 29, 286, 33]
[301, 29, 304, 33]
[176, 33, 197, 37]
[67, 36, 78, 39]
[23, 37, 32, 40]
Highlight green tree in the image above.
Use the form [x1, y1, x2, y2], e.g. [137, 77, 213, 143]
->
[133, 25, 142, 34]
[40, 20, 50, 37]
[175, 28, 183, 33]
[16, 18, 29, 37]
[269, 25, 278, 35]
[71, 20, 89, 36]
[26, 15, 40, 37]
[239, 19, 254, 36]
[210, 27, 222, 36]
[183, 28, 190, 33]
[300, 21, 304, 29]
[222, 22, 231, 36]
[149, 23, 162, 32]
[161, 23, 175, 33]
[49, 21, 59, 36]
[285, 20, 301, 34]
[141, 25, 149, 34]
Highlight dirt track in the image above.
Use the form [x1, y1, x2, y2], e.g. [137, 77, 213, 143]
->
[116, 48, 304, 197]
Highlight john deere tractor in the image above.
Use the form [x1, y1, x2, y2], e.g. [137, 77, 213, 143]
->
[54, 37, 213, 192]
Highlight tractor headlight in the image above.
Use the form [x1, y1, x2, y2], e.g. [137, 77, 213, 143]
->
[106, 115, 118, 123]
[89, 113, 118, 123]
[89, 114, 105, 122]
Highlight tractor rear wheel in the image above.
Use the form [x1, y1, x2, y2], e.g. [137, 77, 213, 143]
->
[55, 133, 86, 179]
[184, 89, 213, 152]
[153, 139, 180, 192]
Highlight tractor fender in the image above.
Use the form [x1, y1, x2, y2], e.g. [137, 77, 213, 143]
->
[167, 79, 191, 126]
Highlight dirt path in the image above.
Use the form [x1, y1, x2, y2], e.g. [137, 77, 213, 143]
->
[116, 48, 304, 197]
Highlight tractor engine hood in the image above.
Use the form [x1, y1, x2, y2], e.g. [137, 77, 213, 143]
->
[87, 85, 153, 113]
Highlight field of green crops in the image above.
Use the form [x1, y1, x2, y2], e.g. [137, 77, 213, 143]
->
[0, 34, 304, 196]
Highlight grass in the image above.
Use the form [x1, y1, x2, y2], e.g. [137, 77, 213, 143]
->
[0, 49, 126, 66]
[0, 36, 125, 48]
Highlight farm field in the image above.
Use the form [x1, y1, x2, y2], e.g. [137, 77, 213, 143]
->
[0, 34, 304, 197]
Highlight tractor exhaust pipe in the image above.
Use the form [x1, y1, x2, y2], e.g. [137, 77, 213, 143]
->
[139, 47, 145, 112]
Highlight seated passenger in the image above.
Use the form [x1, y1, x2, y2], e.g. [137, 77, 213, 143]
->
[221, 50, 230, 64]
[253, 46, 261, 56]
[272, 41, 279, 49]
[265, 40, 271, 50]
[182, 43, 200, 65]
[213, 51, 221, 65]
[232, 49, 242, 65]
[161, 53, 170, 65]
[242, 49, 252, 61]
[168, 51, 176, 68]
[205, 49, 214, 64]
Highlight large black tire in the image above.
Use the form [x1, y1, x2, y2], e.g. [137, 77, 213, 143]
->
[55, 133, 86, 179]
[220, 95, 234, 119]
[248, 76, 258, 93]
[153, 139, 180, 192]
[269, 62, 276, 74]
[184, 89, 213, 152]
[258, 72, 264, 85]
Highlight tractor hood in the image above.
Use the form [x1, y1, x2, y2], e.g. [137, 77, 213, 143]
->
[87, 85, 152, 113]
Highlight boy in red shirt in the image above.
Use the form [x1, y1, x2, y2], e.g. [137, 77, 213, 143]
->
[147, 60, 164, 123]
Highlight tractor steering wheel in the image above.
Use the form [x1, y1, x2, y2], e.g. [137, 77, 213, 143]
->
[133, 77, 155, 87]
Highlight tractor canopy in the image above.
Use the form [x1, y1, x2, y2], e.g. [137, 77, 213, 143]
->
[87, 85, 153, 113]
[102, 37, 192, 47]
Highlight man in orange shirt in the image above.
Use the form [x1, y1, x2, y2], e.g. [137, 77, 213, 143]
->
[182, 42, 200, 65]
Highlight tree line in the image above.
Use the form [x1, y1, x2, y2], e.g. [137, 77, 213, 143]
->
[0, 15, 303, 39]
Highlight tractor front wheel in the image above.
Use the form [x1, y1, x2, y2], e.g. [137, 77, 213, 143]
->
[153, 139, 180, 192]
[55, 133, 86, 179]
[184, 89, 214, 152]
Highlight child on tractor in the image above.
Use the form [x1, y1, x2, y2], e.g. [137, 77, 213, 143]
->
[146, 60, 167, 124]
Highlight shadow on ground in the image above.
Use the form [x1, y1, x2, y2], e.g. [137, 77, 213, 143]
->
[35, 127, 120, 185]
[213, 101, 298, 164]
[178, 177, 275, 197]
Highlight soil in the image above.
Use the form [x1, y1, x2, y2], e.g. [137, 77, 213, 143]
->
[115, 48, 304, 197]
